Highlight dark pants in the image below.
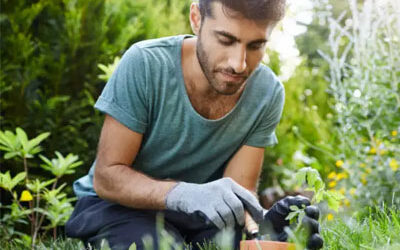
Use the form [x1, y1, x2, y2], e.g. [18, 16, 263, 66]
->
[65, 196, 243, 250]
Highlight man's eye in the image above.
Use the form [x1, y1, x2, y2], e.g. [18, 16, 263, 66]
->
[248, 43, 264, 50]
[219, 39, 234, 46]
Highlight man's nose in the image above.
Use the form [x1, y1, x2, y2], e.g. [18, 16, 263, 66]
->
[228, 46, 247, 74]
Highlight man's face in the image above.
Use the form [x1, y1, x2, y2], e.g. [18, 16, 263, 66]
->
[196, 2, 276, 95]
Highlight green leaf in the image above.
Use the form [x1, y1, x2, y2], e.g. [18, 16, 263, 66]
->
[0, 171, 26, 191]
[26, 132, 50, 152]
[314, 179, 325, 193]
[16, 128, 29, 150]
[10, 172, 27, 190]
[0, 130, 22, 159]
[128, 243, 137, 250]
[0, 171, 12, 190]
[0, 145, 12, 151]
[98, 63, 108, 72]
[39, 154, 53, 167]
[40, 151, 82, 177]
[306, 168, 318, 186]
[295, 168, 307, 186]
[286, 211, 299, 221]
[4, 152, 20, 159]
[314, 190, 325, 203]
[27, 178, 56, 193]
[323, 191, 344, 212]
[0, 131, 13, 149]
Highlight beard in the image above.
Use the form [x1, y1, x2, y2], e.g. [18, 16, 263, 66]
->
[196, 33, 248, 96]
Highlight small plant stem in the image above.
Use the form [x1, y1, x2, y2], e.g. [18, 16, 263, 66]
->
[53, 226, 57, 240]
[23, 156, 36, 247]
[10, 191, 33, 221]
[23, 157, 29, 184]
[36, 209, 47, 236]
[30, 200, 35, 239]
[293, 129, 336, 159]
[32, 194, 41, 248]
[52, 178, 59, 190]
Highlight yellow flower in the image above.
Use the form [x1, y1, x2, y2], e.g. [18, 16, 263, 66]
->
[20, 190, 33, 202]
[369, 147, 377, 154]
[389, 159, 398, 171]
[349, 188, 356, 196]
[337, 172, 349, 180]
[392, 130, 398, 137]
[365, 168, 372, 174]
[361, 174, 367, 185]
[344, 199, 350, 207]
[336, 160, 344, 168]
[359, 163, 366, 168]
[327, 172, 337, 179]
[327, 213, 334, 221]
[328, 181, 337, 188]
[339, 187, 346, 195]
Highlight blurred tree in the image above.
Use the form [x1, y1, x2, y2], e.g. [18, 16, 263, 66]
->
[0, 0, 191, 193]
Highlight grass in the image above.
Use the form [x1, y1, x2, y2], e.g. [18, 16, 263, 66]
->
[321, 207, 400, 250]
[0, 237, 83, 250]
[1, 206, 399, 249]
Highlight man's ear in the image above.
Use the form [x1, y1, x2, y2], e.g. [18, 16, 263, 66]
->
[189, 3, 202, 35]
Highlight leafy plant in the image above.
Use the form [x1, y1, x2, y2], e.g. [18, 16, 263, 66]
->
[0, 127, 81, 249]
[284, 167, 344, 248]
[98, 57, 121, 81]
[0, 0, 191, 189]
[295, 167, 343, 212]
[318, 0, 400, 208]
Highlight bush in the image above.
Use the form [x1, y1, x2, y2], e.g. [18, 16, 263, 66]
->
[0, 0, 191, 186]
[0, 128, 81, 248]
[319, 0, 400, 208]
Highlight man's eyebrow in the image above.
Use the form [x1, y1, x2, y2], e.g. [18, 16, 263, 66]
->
[214, 30, 239, 42]
[213, 30, 268, 44]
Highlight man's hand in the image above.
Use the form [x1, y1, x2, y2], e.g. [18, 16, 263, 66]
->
[260, 195, 323, 249]
[165, 177, 263, 229]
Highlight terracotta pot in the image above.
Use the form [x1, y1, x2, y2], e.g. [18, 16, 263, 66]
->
[240, 240, 296, 250]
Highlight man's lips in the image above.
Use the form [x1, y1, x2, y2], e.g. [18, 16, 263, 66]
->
[219, 71, 246, 82]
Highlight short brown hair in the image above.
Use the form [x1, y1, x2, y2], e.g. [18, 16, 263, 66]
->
[199, 0, 286, 21]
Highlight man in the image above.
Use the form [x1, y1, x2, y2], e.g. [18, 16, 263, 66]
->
[66, 0, 323, 249]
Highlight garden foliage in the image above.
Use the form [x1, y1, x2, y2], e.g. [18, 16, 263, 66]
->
[0, 0, 191, 182]
[0, 128, 81, 248]
[319, 0, 400, 208]
[259, 0, 348, 191]
[0, 0, 191, 246]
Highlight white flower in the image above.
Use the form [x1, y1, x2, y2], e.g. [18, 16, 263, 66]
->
[353, 89, 361, 98]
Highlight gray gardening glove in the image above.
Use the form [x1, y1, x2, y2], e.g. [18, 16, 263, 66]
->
[165, 177, 263, 229]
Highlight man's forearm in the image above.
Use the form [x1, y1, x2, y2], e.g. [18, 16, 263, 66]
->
[93, 163, 177, 210]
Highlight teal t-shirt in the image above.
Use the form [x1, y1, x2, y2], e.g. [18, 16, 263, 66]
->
[73, 35, 285, 198]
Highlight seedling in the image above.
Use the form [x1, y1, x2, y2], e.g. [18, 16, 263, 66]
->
[285, 167, 344, 247]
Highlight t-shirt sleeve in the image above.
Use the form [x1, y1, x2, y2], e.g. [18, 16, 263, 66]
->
[244, 83, 285, 148]
[94, 45, 148, 134]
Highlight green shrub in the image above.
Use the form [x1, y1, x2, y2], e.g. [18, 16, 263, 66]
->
[319, 0, 400, 208]
[0, 0, 191, 186]
[260, 62, 338, 191]
[0, 127, 81, 248]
